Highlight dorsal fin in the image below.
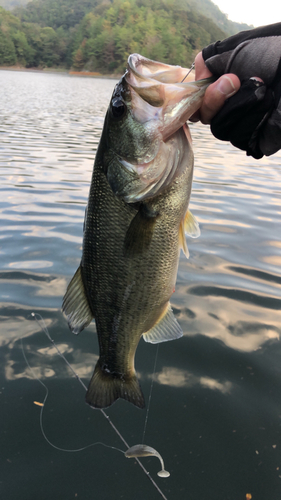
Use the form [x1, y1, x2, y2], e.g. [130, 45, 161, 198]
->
[143, 302, 182, 344]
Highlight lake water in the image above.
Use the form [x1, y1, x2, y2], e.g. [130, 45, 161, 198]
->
[1, 70, 281, 500]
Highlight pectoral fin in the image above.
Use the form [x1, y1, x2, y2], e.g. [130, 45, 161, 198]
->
[124, 204, 159, 257]
[62, 264, 94, 334]
[143, 302, 183, 344]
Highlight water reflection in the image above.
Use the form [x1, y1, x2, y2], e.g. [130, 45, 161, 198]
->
[154, 366, 232, 394]
[5, 338, 98, 382]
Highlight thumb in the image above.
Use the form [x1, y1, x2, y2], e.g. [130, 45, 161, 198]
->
[199, 74, 241, 124]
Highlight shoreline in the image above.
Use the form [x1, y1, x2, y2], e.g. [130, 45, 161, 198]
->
[0, 65, 122, 79]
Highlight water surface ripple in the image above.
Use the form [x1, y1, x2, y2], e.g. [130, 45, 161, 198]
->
[1, 70, 281, 500]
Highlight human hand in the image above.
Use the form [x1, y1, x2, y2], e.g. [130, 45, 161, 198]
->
[191, 24, 281, 158]
[191, 52, 274, 159]
[190, 52, 241, 124]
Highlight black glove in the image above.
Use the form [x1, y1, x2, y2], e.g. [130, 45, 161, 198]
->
[202, 23, 281, 158]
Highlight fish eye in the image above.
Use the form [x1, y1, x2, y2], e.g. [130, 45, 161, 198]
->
[111, 98, 126, 119]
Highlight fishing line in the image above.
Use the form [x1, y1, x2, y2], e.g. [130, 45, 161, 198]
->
[23, 313, 169, 500]
[28, 314, 130, 450]
[181, 62, 195, 83]
[21, 335, 124, 455]
[142, 343, 159, 444]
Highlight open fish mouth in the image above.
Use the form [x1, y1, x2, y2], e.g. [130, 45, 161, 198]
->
[125, 53, 213, 137]
[106, 54, 213, 203]
[127, 53, 194, 85]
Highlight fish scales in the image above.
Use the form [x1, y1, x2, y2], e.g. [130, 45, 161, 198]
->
[63, 54, 212, 409]
[84, 140, 191, 370]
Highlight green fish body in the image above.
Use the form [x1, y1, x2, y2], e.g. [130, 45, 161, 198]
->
[63, 54, 211, 409]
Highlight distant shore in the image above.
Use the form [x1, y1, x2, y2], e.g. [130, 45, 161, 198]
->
[0, 66, 121, 79]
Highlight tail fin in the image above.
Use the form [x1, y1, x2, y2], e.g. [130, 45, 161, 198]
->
[85, 362, 145, 409]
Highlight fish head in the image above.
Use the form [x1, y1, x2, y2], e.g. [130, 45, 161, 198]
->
[103, 54, 213, 202]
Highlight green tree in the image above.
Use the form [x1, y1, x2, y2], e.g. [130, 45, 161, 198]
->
[12, 29, 34, 64]
[72, 46, 85, 69]
[0, 0, 244, 71]
[40, 26, 59, 66]
[0, 29, 16, 64]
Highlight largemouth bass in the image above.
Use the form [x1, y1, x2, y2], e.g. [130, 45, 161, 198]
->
[63, 54, 211, 409]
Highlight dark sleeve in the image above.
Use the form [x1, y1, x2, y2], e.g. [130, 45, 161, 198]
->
[203, 23, 281, 85]
[202, 23, 281, 158]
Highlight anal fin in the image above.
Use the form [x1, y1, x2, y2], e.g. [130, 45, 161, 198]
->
[62, 264, 94, 334]
[143, 302, 183, 344]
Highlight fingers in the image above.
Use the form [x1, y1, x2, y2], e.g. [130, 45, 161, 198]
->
[194, 52, 213, 80]
[199, 75, 241, 124]
[191, 52, 241, 124]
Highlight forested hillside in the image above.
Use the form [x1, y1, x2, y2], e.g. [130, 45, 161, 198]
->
[0, 0, 251, 72]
